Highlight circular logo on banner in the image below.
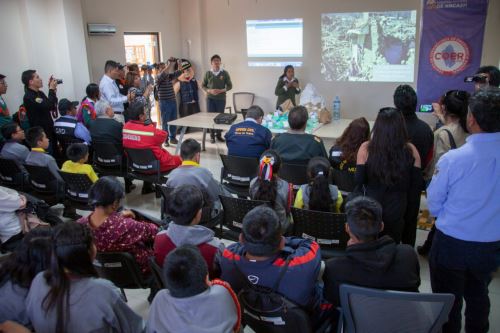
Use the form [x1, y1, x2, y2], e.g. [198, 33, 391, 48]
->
[430, 37, 470, 75]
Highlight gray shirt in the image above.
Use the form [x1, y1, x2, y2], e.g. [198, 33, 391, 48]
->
[0, 141, 29, 168]
[0, 280, 29, 325]
[250, 177, 291, 231]
[25, 150, 63, 182]
[26, 272, 144, 333]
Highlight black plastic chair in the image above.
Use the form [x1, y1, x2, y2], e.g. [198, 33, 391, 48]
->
[219, 195, 269, 241]
[92, 142, 126, 177]
[219, 154, 259, 198]
[291, 208, 348, 259]
[279, 163, 308, 191]
[124, 148, 168, 187]
[149, 256, 165, 290]
[0, 157, 25, 190]
[57, 171, 93, 211]
[23, 164, 60, 206]
[93, 252, 150, 302]
[338, 284, 455, 333]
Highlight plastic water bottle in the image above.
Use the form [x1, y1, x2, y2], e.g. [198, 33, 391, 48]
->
[332, 96, 341, 121]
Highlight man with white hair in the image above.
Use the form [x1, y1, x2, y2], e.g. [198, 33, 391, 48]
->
[89, 99, 123, 145]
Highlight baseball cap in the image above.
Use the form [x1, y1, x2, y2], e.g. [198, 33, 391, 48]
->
[58, 98, 79, 112]
[180, 60, 192, 71]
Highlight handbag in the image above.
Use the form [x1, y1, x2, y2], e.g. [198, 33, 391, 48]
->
[17, 202, 50, 233]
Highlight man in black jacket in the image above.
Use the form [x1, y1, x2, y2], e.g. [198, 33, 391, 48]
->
[323, 196, 420, 308]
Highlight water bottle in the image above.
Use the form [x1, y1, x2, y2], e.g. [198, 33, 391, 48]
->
[332, 96, 341, 121]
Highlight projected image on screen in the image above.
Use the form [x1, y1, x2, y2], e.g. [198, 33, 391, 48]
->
[321, 11, 416, 82]
[247, 19, 303, 58]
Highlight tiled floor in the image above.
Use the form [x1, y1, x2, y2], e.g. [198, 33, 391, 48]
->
[75, 128, 499, 332]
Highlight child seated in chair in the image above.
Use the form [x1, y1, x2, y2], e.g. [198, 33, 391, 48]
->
[146, 245, 240, 333]
[61, 143, 98, 183]
[154, 184, 224, 278]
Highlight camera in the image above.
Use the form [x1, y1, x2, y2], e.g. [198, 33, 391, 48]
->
[464, 74, 488, 84]
[55, 79, 63, 84]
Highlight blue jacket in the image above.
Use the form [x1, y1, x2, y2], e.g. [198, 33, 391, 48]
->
[225, 119, 271, 158]
[217, 237, 321, 308]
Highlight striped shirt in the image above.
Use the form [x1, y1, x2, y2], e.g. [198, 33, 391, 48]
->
[156, 70, 182, 101]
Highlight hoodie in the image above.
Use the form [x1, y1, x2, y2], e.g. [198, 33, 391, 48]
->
[323, 235, 420, 306]
[154, 222, 224, 277]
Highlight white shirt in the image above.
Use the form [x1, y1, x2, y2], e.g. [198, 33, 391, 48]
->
[0, 186, 22, 243]
[99, 75, 127, 113]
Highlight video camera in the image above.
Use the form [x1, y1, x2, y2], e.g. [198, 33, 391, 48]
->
[464, 73, 488, 84]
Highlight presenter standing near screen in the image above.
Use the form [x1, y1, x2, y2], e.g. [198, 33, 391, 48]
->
[275, 65, 301, 109]
[202, 54, 232, 144]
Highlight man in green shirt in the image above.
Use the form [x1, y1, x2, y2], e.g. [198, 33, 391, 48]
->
[0, 74, 13, 144]
[271, 106, 327, 165]
[202, 54, 232, 143]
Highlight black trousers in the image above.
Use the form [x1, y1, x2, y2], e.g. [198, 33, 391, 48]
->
[207, 97, 226, 138]
[429, 229, 499, 333]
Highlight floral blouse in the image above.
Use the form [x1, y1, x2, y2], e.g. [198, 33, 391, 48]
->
[78, 212, 159, 274]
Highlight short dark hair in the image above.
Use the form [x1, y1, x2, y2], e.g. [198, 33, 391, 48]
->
[1, 122, 19, 140]
[66, 143, 89, 162]
[469, 87, 500, 133]
[125, 101, 145, 121]
[26, 126, 45, 148]
[246, 105, 264, 120]
[393, 84, 417, 116]
[86, 83, 100, 100]
[345, 196, 383, 242]
[166, 185, 204, 226]
[210, 54, 221, 62]
[241, 206, 282, 257]
[104, 60, 119, 73]
[477, 66, 500, 87]
[180, 138, 201, 160]
[163, 245, 208, 298]
[21, 70, 36, 87]
[88, 176, 124, 208]
[288, 106, 308, 130]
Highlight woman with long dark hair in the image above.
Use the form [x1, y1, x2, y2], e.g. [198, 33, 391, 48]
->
[25, 222, 144, 333]
[0, 228, 52, 325]
[294, 157, 342, 212]
[250, 150, 292, 232]
[275, 65, 301, 109]
[329, 117, 370, 191]
[355, 107, 421, 243]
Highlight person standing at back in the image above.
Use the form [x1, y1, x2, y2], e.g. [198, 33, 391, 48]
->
[275, 65, 301, 109]
[202, 54, 232, 144]
[0, 74, 12, 144]
[99, 60, 134, 123]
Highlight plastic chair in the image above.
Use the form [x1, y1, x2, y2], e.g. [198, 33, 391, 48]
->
[93, 252, 150, 302]
[124, 148, 168, 197]
[232, 92, 255, 114]
[291, 208, 348, 259]
[57, 171, 93, 211]
[0, 157, 25, 190]
[92, 142, 126, 177]
[148, 256, 165, 290]
[279, 163, 308, 191]
[338, 284, 455, 333]
[219, 154, 259, 198]
[23, 164, 60, 206]
[219, 195, 269, 241]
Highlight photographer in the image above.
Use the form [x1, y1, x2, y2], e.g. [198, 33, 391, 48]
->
[22, 69, 59, 155]
[465, 65, 500, 91]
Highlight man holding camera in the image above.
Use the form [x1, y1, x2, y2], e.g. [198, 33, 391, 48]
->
[99, 60, 135, 123]
[464, 65, 500, 91]
[22, 69, 59, 155]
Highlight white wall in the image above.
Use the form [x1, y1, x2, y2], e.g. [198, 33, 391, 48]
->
[0, 0, 90, 111]
[179, 0, 500, 120]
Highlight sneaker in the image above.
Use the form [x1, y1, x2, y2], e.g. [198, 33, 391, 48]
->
[141, 184, 155, 195]
[164, 140, 170, 147]
[169, 137, 178, 144]
[210, 137, 216, 144]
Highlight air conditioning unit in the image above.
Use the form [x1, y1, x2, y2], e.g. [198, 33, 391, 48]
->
[87, 23, 116, 36]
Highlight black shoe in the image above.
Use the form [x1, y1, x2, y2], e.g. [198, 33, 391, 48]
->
[125, 180, 136, 194]
[141, 184, 155, 195]
[417, 245, 430, 256]
[169, 137, 178, 144]
[63, 210, 82, 220]
[216, 136, 225, 143]
[210, 137, 216, 144]
[164, 140, 170, 147]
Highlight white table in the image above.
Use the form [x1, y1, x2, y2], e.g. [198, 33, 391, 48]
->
[169, 112, 373, 154]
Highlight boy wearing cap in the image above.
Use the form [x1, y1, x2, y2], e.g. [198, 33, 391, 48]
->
[323, 196, 420, 308]
[54, 98, 91, 144]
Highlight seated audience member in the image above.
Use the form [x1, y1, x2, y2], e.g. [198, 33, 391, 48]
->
[323, 196, 420, 308]
[270, 105, 327, 165]
[11, 105, 30, 132]
[0, 74, 12, 144]
[0, 186, 26, 252]
[123, 101, 181, 193]
[54, 98, 91, 144]
[329, 117, 370, 191]
[77, 83, 99, 128]
[61, 143, 98, 183]
[89, 99, 123, 145]
[25, 127, 79, 219]
[147, 245, 240, 333]
[294, 157, 342, 212]
[393, 85, 433, 168]
[154, 185, 224, 277]
[78, 176, 158, 275]
[25, 222, 144, 332]
[249, 150, 292, 232]
[0, 228, 52, 325]
[217, 206, 322, 312]
[0, 122, 29, 168]
[225, 105, 272, 158]
[166, 139, 225, 215]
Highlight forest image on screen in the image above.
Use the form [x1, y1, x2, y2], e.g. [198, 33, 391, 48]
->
[321, 11, 416, 82]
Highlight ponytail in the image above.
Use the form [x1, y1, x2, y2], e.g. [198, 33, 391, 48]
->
[253, 151, 282, 208]
[307, 157, 334, 212]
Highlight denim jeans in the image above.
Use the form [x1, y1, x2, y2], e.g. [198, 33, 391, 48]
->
[159, 99, 177, 139]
